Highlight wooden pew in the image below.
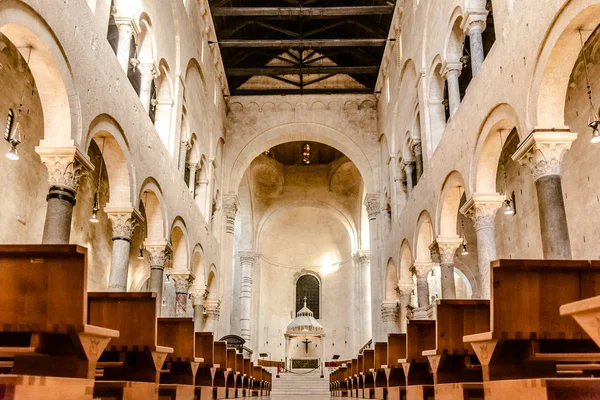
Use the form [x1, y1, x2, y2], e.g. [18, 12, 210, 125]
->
[400, 319, 435, 400]
[356, 354, 364, 398]
[212, 341, 228, 399]
[346, 361, 353, 398]
[463, 259, 600, 400]
[251, 364, 262, 396]
[88, 292, 173, 400]
[339, 365, 349, 397]
[157, 317, 203, 400]
[421, 300, 489, 400]
[194, 333, 217, 400]
[373, 342, 387, 400]
[385, 333, 407, 400]
[0, 245, 119, 400]
[264, 368, 271, 395]
[242, 358, 251, 397]
[225, 348, 237, 398]
[351, 358, 359, 397]
[235, 354, 244, 397]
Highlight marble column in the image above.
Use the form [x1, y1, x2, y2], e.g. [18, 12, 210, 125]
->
[219, 196, 239, 337]
[36, 147, 91, 244]
[442, 62, 463, 117]
[413, 141, 423, 181]
[404, 162, 415, 194]
[412, 261, 433, 310]
[436, 237, 463, 299]
[187, 163, 198, 196]
[365, 194, 383, 342]
[396, 283, 413, 332]
[114, 17, 136, 74]
[381, 301, 399, 335]
[190, 289, 207, 331]
[513, 130, 577, 259]
[107, 209, 140, 291]
[178, 141, 191, 175]
[138, 62, 158, 112]
[463, 15, 487, 77]
[145, 242, 170, 316]
[239, 251, 257, 342]
[353, 251, 372, 347]
[204, 299, 221, 334]
[172, 273, 195, 317]
[460, 195, 504, 299]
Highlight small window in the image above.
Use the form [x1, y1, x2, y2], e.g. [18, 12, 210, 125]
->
[296, 275, 320, 319]
[4, 109, 14, 141]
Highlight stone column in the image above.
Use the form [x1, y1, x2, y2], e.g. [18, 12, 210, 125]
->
[412, 262, 433, 311]
[145, 242, 170, 316]
[178, 141, 191, 174]
[381, 301, 399, 335]
[365, 194, 383, 342]
[396, 283, 413, 332]
[172, 273, 195, 317]
[353, 251, 372, 348]
[219, 195, 239, 337]
[138, 62, 157, 112]
[187, 163, 198, 196]
[114, 17, 137, 73]
[36, 147, 92, 244]
[442, 62, 463, 117]
[463, 14, 488, 77]
[413, 141, 423, 181]
[204, 299, 221, 334]
[191, 289, 208, 331]
[239, 251, 257, 342]
[106, 208, 140, 291]
[513, 130, 577, 259]
[436, 237, 463, 299]
[403, 162, 415, 194]
[460, 195, 504, 299]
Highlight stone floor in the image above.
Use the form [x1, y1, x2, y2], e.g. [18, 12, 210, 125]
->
[239, 396, 332, 399]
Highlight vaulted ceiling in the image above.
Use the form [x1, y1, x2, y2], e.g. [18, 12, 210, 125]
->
[208, 0, 397, 95]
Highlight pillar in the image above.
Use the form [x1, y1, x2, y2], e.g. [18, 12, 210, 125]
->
[460, 195, 504, 299]
[513, 130, 577, 259]
[191, 289, 208, 331]
[145, 242, 170, 315]
[239, 251, 257, 342]
[178, 141, 191, 175]
[463, 13, 488, 77]
[365, 194, 383, 342]
[114, 17, 137, 73]
[36, 147, 92, 244]
[381, 301, 399, 335]
[172, 273, 195, 317]
[204, 299, 221, 334]
[138, 62, 157, 112]
[107, 209, 140, 291]
[413, 141, 423, 181]
[353, 251, 372, 348]
[442, 62, 462, 117]
[412, 262, 433, 310]
[436, 237, 463, 299]
[187, 163, 198, 196]
[403, 162, 415, 194]
[396, 283, 413, 332]
[219, 195, 239, 337]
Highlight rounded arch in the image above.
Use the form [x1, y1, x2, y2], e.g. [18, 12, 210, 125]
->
[138, 12, 157, 64]
[154, 58, 174, 152]
[443, 6, 464, 62]
[169, 218, 190, 273]
[227, 122, 376, 193]
[427, 56, 446, 152]
[139, 177, 168, 241]
[437, 171, 466, 237]
[190, 243, 205, 288]
[414, 211, 434, 262]
[206, 264, 218, 299]
[399, 240, 413, 283]
[385, 258, 398, 300]
[0, 1, 81, 145]
[528, 0, 600, 130]
[471, 103, 522, 194]
[184, 58, 207, 97]
[86, 114, 134, 206]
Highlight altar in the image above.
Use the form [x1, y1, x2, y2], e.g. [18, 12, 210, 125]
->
[284, 298, 325, 370]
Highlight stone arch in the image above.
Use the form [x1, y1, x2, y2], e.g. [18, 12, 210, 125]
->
[137, 12, 157, 64]
[139, 177, 168, 241]
[428, 56, 446, 152]
[86, 114, 134, 206]
[0, 1, 81, 145]
[528, 0, 600, 130]
[414, 211, 434, 262]
[206, 264, 218, 299]
[190, 243, 205, 289]
[227, 123, 376, 193]
[154, 58, 173, 153]
[471, 103, 522, 194]
[444, 6, 464, 62]
[385, 258, 398, 300]
[184, 58, 207, 98]
[169, 218, 190, 273]
[399, 240, 413, 283]
[437, 171, 466, 237]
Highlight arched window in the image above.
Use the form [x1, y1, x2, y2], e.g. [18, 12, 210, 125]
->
[4, 109, 14, 141]
[296, 274, 320, 319]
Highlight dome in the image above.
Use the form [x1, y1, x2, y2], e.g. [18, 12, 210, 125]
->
[286, 297, 324, 334]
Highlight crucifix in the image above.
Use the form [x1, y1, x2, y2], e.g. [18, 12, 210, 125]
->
[301, 338, 312, 354]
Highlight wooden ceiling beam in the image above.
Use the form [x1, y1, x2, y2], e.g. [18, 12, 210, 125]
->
[212, 5, 394, 17]
[230, 88, 374, 96]
[226, 65, 379, 76]
[215, 38, 387, 48]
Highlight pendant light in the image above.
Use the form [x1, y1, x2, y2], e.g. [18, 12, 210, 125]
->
[461, 219, 469, 256]
[137, 193, 147, 259]
[503, 171, 515, 216]
[579, 30, 600, 143]
[90, 138, 105, 223]
[5, 47, 32, 161]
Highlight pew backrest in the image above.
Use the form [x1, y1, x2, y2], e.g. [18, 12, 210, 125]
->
[387, 333, 406, 368]
[157, 317, 195, 360]
[435, 300, 490, 355]
[374, 342, 387, 368]
[195, 332, 214, 367]
[214, 341, 227, 370]
[244, 358, 251, 376]
[357, 354, 364, 374]
[406, 320, 435, 362]
[363, 348, 375, 373]
[227, 348, 236, 372]
[236, 354, 244, 373]
[351, 358, 358, 376]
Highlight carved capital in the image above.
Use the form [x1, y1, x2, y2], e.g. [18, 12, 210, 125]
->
[138, 62, 158, 79]
[428, 241, 440, 264]
[364, 194, 380, 220]
[396, 282, 414, 303]
[412, 261, 434, 278]
[441, 61, 463, 79]
[462, 10, 488, 34]
[352, 251, 370, 268]
[412, 141, 422, 157]
[190, 288, 208, 306]
[145, 241, 170, 268]
[239, 251, 257, 267]
[113, 16, 139, 35]
[172, 273, 195, 294]
[403, 161, 415, 174]
[512, 129, 577, 181]
[106, 207, 142, 241]
[204, 299, 221, 321]
[35, 147, 93, 193]
[222, 195, 239, 234]
[460, 194, 504, 231]
[381, 301, 399, 323]
[436, 237, 463, 265]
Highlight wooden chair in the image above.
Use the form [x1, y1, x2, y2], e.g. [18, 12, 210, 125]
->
[0, 245, 119, 400]
[463, 259, 600, 400]
[88, 292, 173, 400]
[421, 300, 489, 400]
[385, 333, 407, 400]
[400, 319, 435, 400]
[225, 348, 237, 398]
[212, 341, 228, 399]
[157, 317, 203, 400]
[194, 332, 217, 400]
[373, 342, 388, 399]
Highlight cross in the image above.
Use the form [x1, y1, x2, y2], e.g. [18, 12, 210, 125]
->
[301, 338, 312, 354]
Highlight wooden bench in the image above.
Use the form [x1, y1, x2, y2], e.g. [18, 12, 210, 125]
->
[350, 358, 358, 397]
[194, 332, 217, 400]
[0, 245, 119, 400]
[235, 353, 244, 397]
[373, 342, 387, 399]
[464, 259, 600, 400]
[241, 357, 251, 397]
[400, 319, 435, 400]
[345, 360, 353, 397]
[225, 348, 237, 398]
[385, 333, 407, 400]
[339, 365, 349, 397]
[88, 292, 173, 400]
[251, 364, 262, 396]
[362, 348, 376, 398]
[421, 300, 489, 400]
[264, 368, 271, 395]
[212, 341, 228, 399]
[156, 317, 203, 399]
[357, 354, 364, 398]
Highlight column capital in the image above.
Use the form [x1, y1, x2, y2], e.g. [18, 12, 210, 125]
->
[35, 146, 94, 192]
[239, 250, 257, 266]
[436, 236, 463, 265]
[113, 16, 140, 35]
[412, 261, 434, 277]
[441, 61, 463, 78]
[412, 141, 422, 156]
[145, 241, 171, 268]
[461, 9, 488, 34]
[204, 299, 221, 321]
[222, 195, 240, 234]
[512, 129, 578, 181]
[187, 162, 199, 170]
[172, 273, 195, 294]
[138, 62, 158, 79]
[428, 241, 440, 264]
[364, 194, 380, 220]
[381, 301, 399, 323]
[352, 250, 370, 267]
[460, 194, 504, 231]
[190, 288, 209, 306]
[105, 207, 142, 241]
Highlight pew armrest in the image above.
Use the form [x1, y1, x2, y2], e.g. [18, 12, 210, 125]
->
[422, 349, 437, 357]
[530, 353, 600, 362]
[155, 345, 174, 354]
[0, 347, 36, 357]
[560, 296, 600, 316]
[398, 358, 407, 364]
[194, 357, 204, 363]
[83, 324, 119, 338]
[463, 331, 493, 343]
